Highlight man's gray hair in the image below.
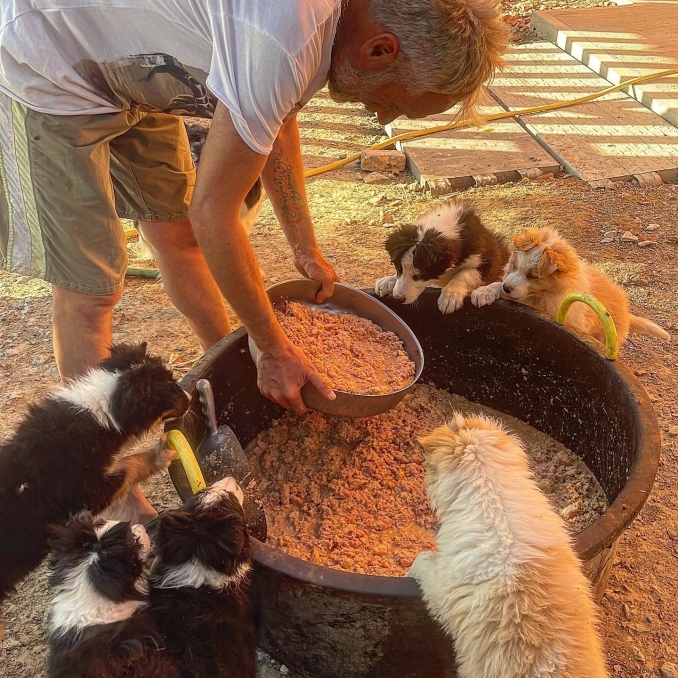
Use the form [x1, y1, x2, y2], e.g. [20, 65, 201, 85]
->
[367, 0, 507, 115]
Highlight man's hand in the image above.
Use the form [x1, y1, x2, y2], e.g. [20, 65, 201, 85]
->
[257, 341, 336, 413]
[293, 247, 340, 303]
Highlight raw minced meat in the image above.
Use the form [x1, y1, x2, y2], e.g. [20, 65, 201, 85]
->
[247, 384, 608, 577]
[274, 301, 415, 395]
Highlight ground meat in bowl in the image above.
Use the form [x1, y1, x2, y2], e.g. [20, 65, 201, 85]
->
[274, 301, 415, 395]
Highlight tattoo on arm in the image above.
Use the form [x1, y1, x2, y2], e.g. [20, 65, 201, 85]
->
[273, 150, 301, 222]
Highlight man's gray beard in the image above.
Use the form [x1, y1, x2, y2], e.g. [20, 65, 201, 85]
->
[327, 54, 395, 104]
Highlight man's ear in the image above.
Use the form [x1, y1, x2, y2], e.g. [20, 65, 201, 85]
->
[357, 33, 400, 71]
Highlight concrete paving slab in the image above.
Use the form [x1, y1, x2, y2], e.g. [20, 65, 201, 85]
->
[532, 4, 678, 127]
[385, 102, 560, 191]
[490, 42, 678, 183]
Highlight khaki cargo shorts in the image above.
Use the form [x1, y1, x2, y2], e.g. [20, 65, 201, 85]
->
[0, 92, 196, 294]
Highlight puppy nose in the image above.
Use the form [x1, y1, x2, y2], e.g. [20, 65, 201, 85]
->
[502, 283, 512, 294]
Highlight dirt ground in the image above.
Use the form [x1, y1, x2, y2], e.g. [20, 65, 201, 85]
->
[2, 30, 678, 678]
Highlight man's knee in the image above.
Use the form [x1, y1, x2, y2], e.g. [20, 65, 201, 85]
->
[52, 285, 123, 320]
[138, 219, 199, 253]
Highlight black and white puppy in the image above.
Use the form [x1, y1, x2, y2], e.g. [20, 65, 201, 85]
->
[375, 201, 510, 314]
[150, 477, 256, 678]
[47, 479, 253, 677]
[47, 513, 176, 678]
[0, 343, 190, 619]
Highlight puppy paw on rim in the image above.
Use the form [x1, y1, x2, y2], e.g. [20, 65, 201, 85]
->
[438, 288, 466, 314]
[471, 281, 502, 307]
[151, 434, 175, 470]
[375, 274, 397, 297]
[407, 550, 435, 579]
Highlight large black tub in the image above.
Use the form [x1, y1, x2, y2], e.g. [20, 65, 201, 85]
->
[168, 290, 660, 678]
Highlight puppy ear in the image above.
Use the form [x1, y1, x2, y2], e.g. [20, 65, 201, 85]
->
[48, 510, 95, 542]
[419, 413, 469, 462]
[153, 508, 197, 565]
[513, 229, 541, 252]
[385, 224, 418, 263]
[47, 511, 99, 578]
[103, 342, 148, 371]
[538, 245, 572, 276]
[419, 427, 455, 460]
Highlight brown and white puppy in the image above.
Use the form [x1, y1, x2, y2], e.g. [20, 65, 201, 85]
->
[471, 227, 670, 345]
[409, 414, 609, 678]
[375, 201, 509, 314]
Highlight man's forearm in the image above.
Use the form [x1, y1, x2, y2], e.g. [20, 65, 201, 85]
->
[189, 102, 333, 411]
[261, 115, 319, 256]
[190, 211, 287, 352]
[189, 104, 288, 353]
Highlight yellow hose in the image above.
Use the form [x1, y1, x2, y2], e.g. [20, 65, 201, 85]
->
[126, 66, 678, 257]
[556, 292, 619, 360]
[303, 68, 678, 179]
[166, 430, 206, 494]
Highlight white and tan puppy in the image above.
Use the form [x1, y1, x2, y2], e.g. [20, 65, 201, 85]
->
[408, 414, 609, 678]
[471, 227, 669, 345]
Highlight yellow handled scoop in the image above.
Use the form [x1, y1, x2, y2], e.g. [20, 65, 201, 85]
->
[193, 379, 267, 541]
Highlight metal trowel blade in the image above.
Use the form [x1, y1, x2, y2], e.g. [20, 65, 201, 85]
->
[195, 424, 267, 543]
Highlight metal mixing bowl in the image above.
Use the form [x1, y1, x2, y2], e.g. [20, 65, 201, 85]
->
[247, 279, 424, 418]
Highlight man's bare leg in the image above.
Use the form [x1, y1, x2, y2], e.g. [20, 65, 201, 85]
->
[138, 219, 232, 350]
[51, 284, 157, 522]
[52, 285, 122, 380]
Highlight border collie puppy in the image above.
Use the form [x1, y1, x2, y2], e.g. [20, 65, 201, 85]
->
[471, 228, 670, 345]
[47, 512, 177, 678]
[375, 201, 510, 314]
[149, 477, 256, 678]
[0, 342, 189, 623]
[408, 414, 609, 678]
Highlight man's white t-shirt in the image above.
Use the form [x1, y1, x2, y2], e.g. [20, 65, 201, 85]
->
[0, 0, 343, 155]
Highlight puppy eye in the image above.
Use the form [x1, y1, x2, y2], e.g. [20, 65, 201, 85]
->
[526, 271, 538, 280]
[412, 275, 421, 282]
